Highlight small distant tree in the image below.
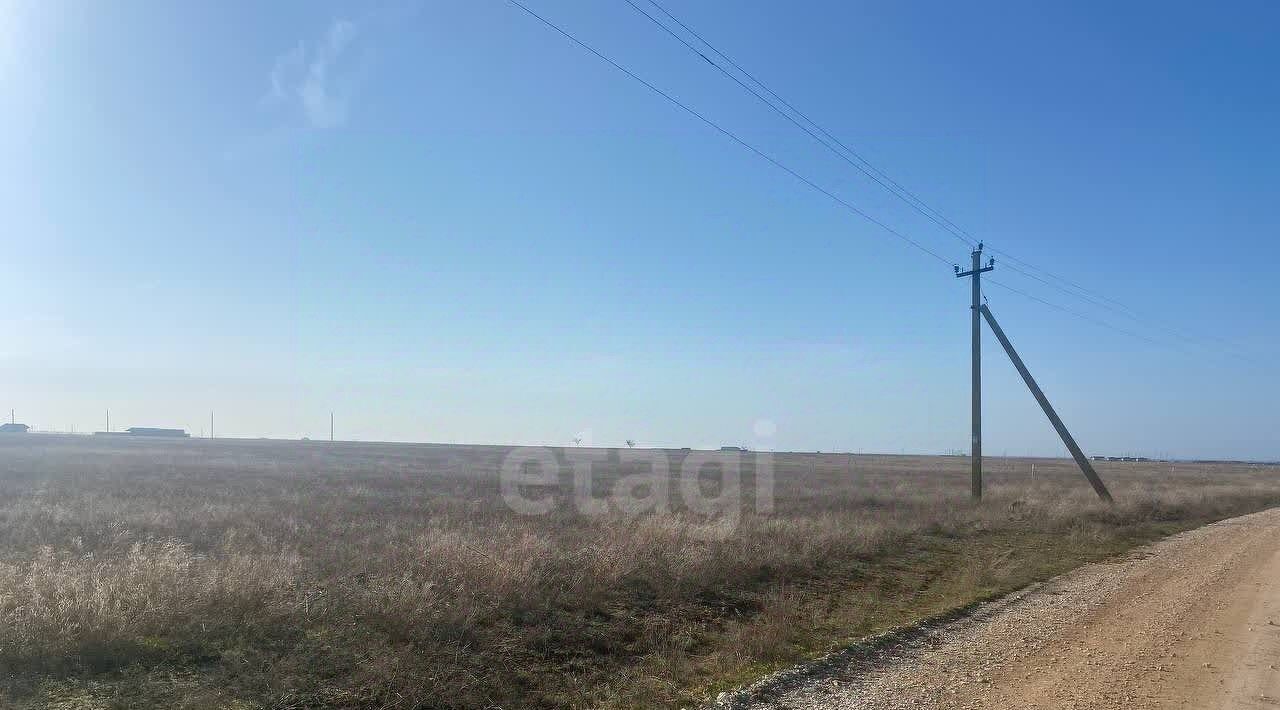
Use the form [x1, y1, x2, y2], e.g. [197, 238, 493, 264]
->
[625, 439, 636, 448]
[572, 436, 582, 446]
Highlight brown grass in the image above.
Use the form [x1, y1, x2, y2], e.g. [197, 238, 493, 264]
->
[0, 435, 1276, 709]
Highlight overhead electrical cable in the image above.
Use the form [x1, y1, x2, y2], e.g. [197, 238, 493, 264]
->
[633, 0, 1139, 308]
[984, 279, 1183, 350]
[505, 1, 1261, 368]
[999, 261, 1140, 318]
[504, 0, 957, 267]
[985, 247, 1134, 311]
[622, 0, 976, 251]
[627, 0, 1262, 364]
[995, 259, 1259, 362]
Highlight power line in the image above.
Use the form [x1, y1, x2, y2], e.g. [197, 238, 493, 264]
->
[990, 275, 1269, 368]
[504, 0, 956, 267]
[640, 0, 982, 252]
[624, 0, 975, 251]
[998, 259, 1196, 342]
[513, 0, 1265, 371]
[986, 247, 1134, 312]
[985, 278, 1187, 350]
[994, 259, 1263, 365]
[630, 0, 1215, 343]
[1000, 260, 1137, 318]
[637, 0, 1130, 305]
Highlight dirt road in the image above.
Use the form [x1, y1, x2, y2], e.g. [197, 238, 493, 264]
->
[721, 508, 1280, 710]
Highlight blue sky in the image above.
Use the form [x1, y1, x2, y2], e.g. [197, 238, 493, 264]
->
[1, 0, 1276, 458]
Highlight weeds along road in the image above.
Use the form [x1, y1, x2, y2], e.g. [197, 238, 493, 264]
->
[723, 507, 1280, 710]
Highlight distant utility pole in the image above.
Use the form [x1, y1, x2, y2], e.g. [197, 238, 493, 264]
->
[956, 245, 1112, 503]
[106, 409, 110, 433]
[330, 412, 334, 442]
[956, 244, 994, 500]
[210, 411, 215, 440]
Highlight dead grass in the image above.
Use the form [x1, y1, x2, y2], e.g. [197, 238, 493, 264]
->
[0, 436, 1276, 708]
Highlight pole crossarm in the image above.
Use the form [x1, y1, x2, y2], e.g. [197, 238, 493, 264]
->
[979, 304, 1114, 503]
[956, 265, 994, 278]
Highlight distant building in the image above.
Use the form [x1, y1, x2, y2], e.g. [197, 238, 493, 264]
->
[126, 427, 190, 438]
[1091, 455, 1106, 461]
[0, 423, 29, 433]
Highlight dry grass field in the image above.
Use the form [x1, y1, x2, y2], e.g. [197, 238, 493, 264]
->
[0, 435, 1276, 709]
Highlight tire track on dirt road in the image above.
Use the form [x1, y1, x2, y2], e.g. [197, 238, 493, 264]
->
[717, 507, 1280, 710]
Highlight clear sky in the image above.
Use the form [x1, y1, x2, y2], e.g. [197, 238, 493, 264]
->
[2, 0, 1277, 459]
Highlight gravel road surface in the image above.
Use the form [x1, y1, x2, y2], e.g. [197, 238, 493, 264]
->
[718, 508, 1280, 710]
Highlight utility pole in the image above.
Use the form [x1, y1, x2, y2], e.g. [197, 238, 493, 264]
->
[106, 409, 110, 433]
[210, 411, 215, 440]
[956, 243, 994, 500]
[953, 247, 1110, 502]
[330, 412, 334, 442]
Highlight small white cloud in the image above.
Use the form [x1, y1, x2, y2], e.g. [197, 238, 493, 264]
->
[269, 42, 305, 101]
[325, 19, 358, 55]
[266, 19, 360, 128]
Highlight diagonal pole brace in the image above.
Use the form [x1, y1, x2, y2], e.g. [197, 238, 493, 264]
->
[979, 304, 1114, 503]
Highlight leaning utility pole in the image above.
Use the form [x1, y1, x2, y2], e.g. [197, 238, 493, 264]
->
[980, 305, 1113, 502]
[956, 244, 994, 500]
